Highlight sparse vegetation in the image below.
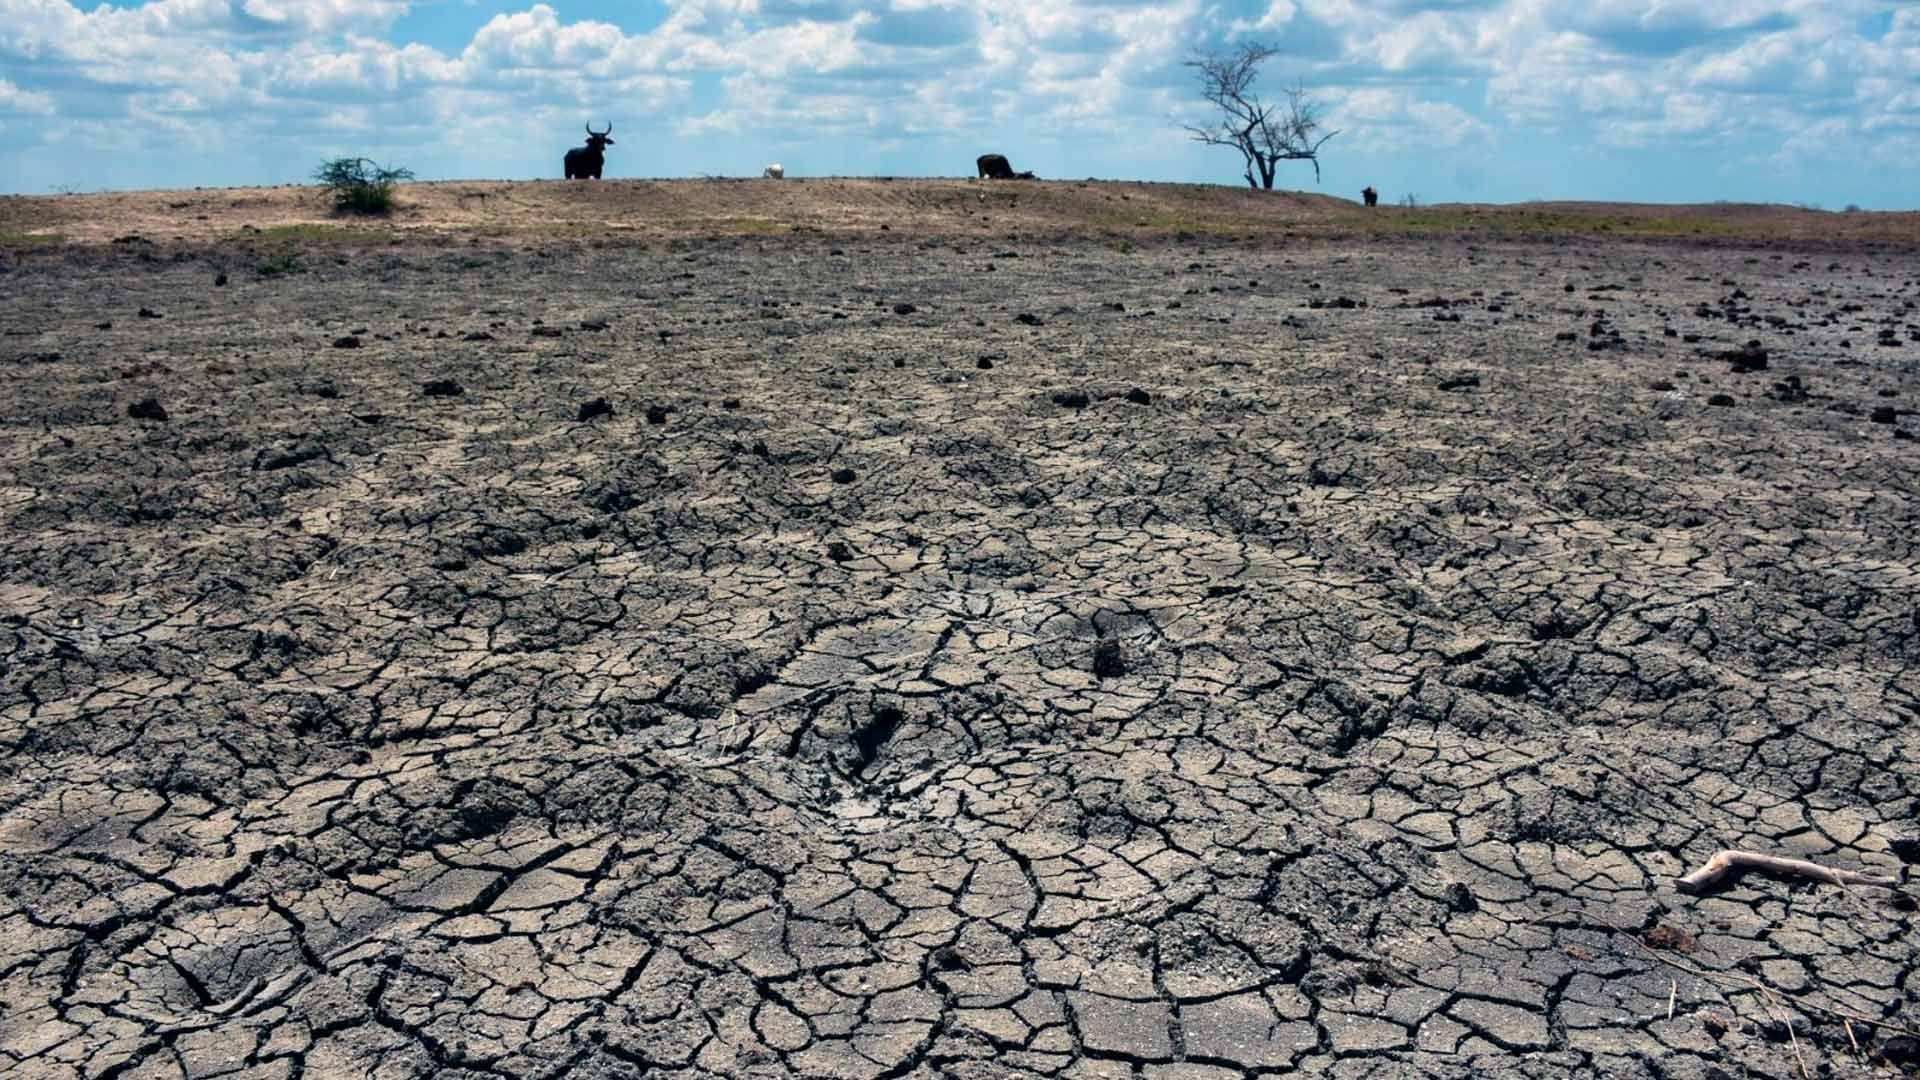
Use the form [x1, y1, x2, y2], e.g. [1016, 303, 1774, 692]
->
[257, 252, 303, 277]
[0, 231, 62, 249]
[314, 157, 414, 215]
[254, 223, 385, 244]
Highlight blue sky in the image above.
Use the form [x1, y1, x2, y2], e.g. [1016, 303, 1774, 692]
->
[0, 0, 1914, 208]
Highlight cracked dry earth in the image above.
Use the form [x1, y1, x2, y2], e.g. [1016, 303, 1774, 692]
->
[3, 232, 1919, 1080]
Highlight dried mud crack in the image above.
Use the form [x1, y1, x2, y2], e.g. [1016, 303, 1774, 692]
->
[2, 229, 1917, 1080]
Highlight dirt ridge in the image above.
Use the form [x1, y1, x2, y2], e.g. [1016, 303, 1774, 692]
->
[4, 178, 1917, 248]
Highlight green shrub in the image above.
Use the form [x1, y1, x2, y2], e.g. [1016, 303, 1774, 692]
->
[313, 157, 414, 214]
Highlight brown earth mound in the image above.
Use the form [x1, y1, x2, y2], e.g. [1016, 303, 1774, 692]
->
[3, 177, 1916, 248]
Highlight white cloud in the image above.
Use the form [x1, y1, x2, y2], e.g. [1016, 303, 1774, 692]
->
[0, 0, 1911, 204]
[0, 77, 55, 115]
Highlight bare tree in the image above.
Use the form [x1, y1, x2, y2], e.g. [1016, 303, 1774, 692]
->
[1185, 43, 1336, 190]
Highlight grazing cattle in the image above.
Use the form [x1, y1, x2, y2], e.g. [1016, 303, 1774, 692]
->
[1362, 186, 1378, 207]
[976, 153, 1035, 180]
[763, 163, 785, 179]
[564, 123, 614, 180]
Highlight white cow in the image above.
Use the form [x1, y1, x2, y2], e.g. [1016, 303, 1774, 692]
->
[762, 163, 785, 179]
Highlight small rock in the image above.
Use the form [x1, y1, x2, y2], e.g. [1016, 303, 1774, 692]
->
[1759, 1016, 1813, 1043]
[214, 272, 228, 287]
[1883, 1035, 1920, 1067]
[1708, 393, 1736, 407]
[422, 379, 463, 397]
[1125, 388, 1151, 405]
[1721, 340, 1769, 372]
[1643, 924, 1696, 953]
[1051, 391, 1090, 409]
[1889, 836, 1920, 864]
[1092, 639, 1127, 679]
[578, 398, 613, 422]
[1870, 405, 1897, 424]
[255, 443, 328, 471]
[1649, 380, 1676, 392]
[722, 398, 742, 410]
[1443, 882, 1478, 913]
[830, 468, 857, 484]
[1014, 313, 1044, 326]
[645, 405, 669, 425]
[825, 541, 853, 562]
[976, 356, 995, 370]
[138, 307, 162, 319]
[127, 397, 169, 421]
[332, 335, 361, 349]
[463, 331, 493, 341]
[580, 318, 610, 331]
[892, 303, 917, 315]
[531, 326, 564, 338]
[1438, 374, 1480, 392]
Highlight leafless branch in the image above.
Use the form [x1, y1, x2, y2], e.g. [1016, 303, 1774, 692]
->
[1183, 44, 1336, 189]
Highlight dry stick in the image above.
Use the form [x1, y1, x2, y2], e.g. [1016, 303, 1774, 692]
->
[1675, 849, 1899, 894]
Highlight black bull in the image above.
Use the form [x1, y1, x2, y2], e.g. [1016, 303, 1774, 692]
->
[566, 126, 614, 180]
[976, 154, 1034, 180]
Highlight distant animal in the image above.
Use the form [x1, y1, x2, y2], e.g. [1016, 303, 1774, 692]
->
[1362, 186, 1378, 207]
[564, 123, 614, 180]
[763, 163, 784, 179]
[977, 154, 1035, 180]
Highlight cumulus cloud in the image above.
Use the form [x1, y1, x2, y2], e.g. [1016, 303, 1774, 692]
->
[0, 76, 55, 115]
[0, 0, 1912, 204]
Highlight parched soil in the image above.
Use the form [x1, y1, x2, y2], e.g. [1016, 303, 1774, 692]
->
[2, 188, 1918, 1080]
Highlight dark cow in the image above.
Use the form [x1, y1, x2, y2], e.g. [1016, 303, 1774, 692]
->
[1362, 186, 1378, 207]
[565, 123, 614, 180]
[977, 153, 1035, 180]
